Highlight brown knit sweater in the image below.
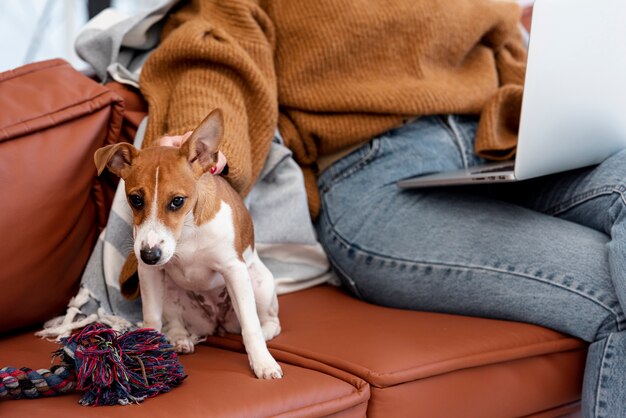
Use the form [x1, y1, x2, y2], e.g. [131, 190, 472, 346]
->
[140, 0, 526, 217]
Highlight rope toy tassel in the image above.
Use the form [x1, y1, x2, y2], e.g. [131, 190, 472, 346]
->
[1, 323, 186, 406]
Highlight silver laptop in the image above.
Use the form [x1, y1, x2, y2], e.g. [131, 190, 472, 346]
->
[397, 0, 626, 189]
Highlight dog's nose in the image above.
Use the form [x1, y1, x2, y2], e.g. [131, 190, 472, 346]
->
[140, 247, 161, 265]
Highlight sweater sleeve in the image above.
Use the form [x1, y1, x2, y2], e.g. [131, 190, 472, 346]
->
[139, 0, 277, 196]
[474, 6, 528, 161]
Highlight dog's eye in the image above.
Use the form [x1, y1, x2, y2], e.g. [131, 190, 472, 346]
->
[128, 194, 144, 209]
[169, 196, 185, 210]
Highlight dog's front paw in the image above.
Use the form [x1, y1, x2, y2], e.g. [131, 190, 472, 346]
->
[173, 336, 195, 354]
[251, 356, 283, 380]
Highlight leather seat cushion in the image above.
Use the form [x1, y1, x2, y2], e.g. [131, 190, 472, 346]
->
[0, 329, 368, 418]
[207, 285, 587, 417]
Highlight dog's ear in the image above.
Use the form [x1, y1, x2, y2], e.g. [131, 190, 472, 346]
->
[182, 109, 223, 172]
[94, 143, 138, 179]
[119, 252, 140, 300]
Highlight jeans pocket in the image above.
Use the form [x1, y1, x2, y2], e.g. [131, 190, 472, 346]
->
[320, 138, 383, 194]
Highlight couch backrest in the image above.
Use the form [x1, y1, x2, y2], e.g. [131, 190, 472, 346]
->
[0, 59, 140, 333]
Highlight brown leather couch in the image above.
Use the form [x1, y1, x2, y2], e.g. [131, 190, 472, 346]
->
[0, 59, 586, 417]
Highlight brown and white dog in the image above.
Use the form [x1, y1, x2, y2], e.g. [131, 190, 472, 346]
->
[94, 109, 282, 379]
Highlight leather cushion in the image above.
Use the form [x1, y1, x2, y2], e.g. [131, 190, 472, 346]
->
[208, 285, 587, 417]
[0, 330, 368, 418]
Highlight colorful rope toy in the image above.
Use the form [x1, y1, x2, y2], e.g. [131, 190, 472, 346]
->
[0, 323, 186, 406]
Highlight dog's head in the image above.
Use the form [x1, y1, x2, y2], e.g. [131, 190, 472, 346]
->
[94, 109, 224, 267]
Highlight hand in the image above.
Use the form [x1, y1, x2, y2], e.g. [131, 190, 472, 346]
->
[160, 131, 228, 175]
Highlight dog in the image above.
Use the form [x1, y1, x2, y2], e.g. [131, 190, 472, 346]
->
[94, 109, 282, 379]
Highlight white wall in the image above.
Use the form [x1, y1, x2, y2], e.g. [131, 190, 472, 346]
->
[0, 0, 88, 72]
[0, 0, 162, 73]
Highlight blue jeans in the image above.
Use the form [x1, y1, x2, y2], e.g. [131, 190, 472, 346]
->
[316, 115, 626, 418]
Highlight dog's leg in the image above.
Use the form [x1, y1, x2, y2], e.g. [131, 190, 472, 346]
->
[162, 280, 195, 353]
[248, 255, 281, 341]
[218, 291, 242, 335]
[222, 262, 283, 379]
[138, 263, 165, 331]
